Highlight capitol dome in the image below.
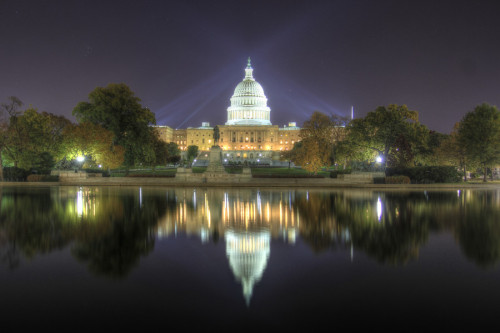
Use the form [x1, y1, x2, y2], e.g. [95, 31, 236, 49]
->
[226, 58, 272, 126]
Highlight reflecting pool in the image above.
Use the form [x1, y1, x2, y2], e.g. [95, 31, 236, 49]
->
[1, 186, 500, 330]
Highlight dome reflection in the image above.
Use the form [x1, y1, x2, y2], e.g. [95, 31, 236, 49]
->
[225, 228, 270, 305]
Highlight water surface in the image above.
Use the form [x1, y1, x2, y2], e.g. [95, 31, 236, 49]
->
[1, 186, 499, 330]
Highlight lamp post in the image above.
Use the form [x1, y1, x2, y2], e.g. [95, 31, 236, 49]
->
[76, 156, 84, 173]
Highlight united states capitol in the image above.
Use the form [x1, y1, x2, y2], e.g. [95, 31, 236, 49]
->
[154, 58, 300, 165]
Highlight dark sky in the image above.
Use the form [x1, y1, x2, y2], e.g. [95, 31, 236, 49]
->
[1, 0, 499, 133]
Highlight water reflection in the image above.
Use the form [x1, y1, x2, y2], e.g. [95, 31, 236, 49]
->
[226, 229, 270, 305]
[1, 187, 500, 281]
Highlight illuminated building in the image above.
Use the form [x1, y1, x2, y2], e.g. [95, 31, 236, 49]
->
[155, 59, 301, 163]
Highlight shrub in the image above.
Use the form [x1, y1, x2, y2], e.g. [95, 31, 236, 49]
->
[27, 174, 59, 182]
[32, 152, 55, 174]
[84, 168, 110, 177]
[385, 175, 411, 184]
[386, 166, 461, 183]
[373, 176, 386, 184]
[3, 167, 30, 181]
[253, 174, 324, 178]
[127, 174, 175, 178]
[225, 167, 243, 174]
[330, 169, 352, 178]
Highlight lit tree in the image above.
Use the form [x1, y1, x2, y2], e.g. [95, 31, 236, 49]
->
[3, 106, 71, 171]
[298, 111, 335, 173]
[347, 104, 422, 167]
[73, 83, 156, 174]
[62, 122, 124, 170]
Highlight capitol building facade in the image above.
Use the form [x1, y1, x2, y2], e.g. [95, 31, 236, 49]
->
[156, 59, 301, 164]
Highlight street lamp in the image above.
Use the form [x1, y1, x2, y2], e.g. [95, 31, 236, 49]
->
[75, 156, 84, 173]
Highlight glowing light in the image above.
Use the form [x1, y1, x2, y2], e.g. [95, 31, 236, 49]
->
[377, 196, 382, 222]
[376, 156, 383, 163]
[76, 156, 85, 162]
[76, 188, 83, 217]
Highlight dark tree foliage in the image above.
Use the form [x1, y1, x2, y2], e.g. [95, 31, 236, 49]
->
[387, 134, 414, 168]
[458, 103, 500, 182]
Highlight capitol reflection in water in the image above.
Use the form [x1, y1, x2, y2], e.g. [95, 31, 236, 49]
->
[155, 188, 299, 303]
[2, 186, 500, 329]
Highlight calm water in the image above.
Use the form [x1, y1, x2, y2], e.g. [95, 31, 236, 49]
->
[1, 186, 500, 330]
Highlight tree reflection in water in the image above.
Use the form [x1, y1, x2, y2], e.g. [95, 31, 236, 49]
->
[0, 186, 499, 280]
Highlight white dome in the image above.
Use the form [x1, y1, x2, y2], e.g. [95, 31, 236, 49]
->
[233, 80, 265, 98]
[226, 58, 272, 126]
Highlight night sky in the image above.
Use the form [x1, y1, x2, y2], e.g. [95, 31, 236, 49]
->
[1, 0, 499, 133]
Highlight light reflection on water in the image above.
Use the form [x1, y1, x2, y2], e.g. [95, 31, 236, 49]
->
[1, 186, 500, 329]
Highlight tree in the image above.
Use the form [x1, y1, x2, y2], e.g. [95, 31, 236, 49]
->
[415, 130, 448, 166]
[387, 134, 414, 168]
[329, 114, 350, 166]
[458, 103, 500, 182]
[186, 145, 199, 165]
[72, 83, 156, 173]
[282, 112, 349, 173]
[347, 104, 421, 167]
[62, 122, 124, 170]
[165, 142, 181, 165]
[2, 106, 71, 171]
[436, 123, 471, 181]
[297, 111, 335, 173]
[0, 97, 23, 180]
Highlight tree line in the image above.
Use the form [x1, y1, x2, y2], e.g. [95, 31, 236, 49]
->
[0, 83, 181, 180]
[283, 103, 500, 181]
